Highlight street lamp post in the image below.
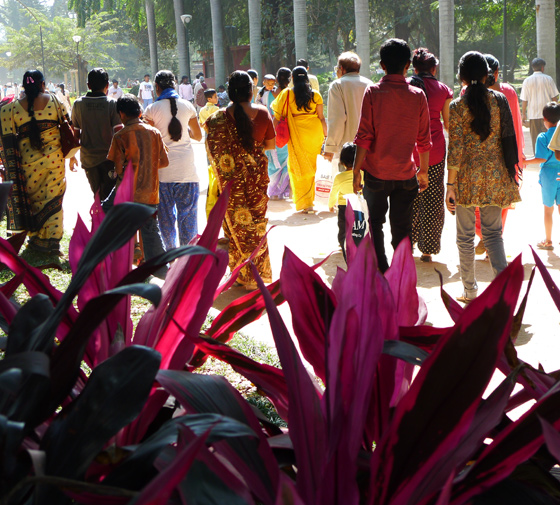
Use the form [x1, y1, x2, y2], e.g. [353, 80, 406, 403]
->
[14, 0, 45, 76]
[72, 35, 82, 95]
[180, 14, 192, 82]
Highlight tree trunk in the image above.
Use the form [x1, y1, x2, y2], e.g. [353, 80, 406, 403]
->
[354, 0, 370, 77]
[145, 0, 158, 77]
[248, 0, 262, 74]
[438, 0, 455, 90]
[536, 0, 556, 82]
[173, 0, 188, 80]
[293, 0, 307, 61]
[210, 0, 226, 87]
[394, 5, 411, 42]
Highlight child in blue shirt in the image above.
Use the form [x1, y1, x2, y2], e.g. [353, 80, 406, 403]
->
[529, 102, 560, 250]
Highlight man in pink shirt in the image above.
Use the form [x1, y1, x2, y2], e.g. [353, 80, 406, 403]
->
[353, 38, 431, 272]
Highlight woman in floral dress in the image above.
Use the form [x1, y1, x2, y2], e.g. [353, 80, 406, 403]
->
[205, 71, 276, 290]
[446, 52, 521, 303]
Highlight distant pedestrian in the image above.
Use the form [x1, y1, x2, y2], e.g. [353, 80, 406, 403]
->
[296, 59, 320, 93]
[198, 88, 219, 126]
[217, 85, 229, 107]
[178, 76, 193, 102]
[108, 79, 123, 101]
[521, 58, 559, 152]
[138, 74, 155, 109]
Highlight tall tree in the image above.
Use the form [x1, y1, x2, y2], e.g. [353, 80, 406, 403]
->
[173, 0, 188, 79]
[248, 0, 262, 74]
[536, 0, 555, 80]
[293, 0, 307, 60]
[210, 0, 226, 86]
[354, 0, 370, 77]
[145, 0, 158, 77]
[439, 0, 455, 89]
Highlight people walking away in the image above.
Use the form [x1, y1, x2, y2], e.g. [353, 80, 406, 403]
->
[55, 83, 72, 114]
[0, 70, 73, 256]
[409, 47, 453, 263]
[353, 38, 431, 273]
[526, 102, 560, 250]
[71, 68, 123, 201]
[265, 68, 291, 199]
[247, 69, 259, 103]
[179, 76, 193, 102]
[107, 94, 169, 279]
[108, 79, 123, 101]
[296, 59, 320, 93]
[205, 70, 276, 290]
[323, 52, 372, 171]
[198, 88, 219, 126]
[474, 54, 526, 256]
[255, 74, 275, 105]
[446, 51, 521, 303]
[521, 58, 559, 153]
[217, 85, 229, 107]
[144, 70, 202, 250]
[271, 66, 327, 213]
[328, 142, 357, 262]
[138, 74, 155, 110]
[194, 76, 207, 112]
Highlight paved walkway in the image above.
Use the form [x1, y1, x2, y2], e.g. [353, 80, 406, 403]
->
[62, 130, 560, 388]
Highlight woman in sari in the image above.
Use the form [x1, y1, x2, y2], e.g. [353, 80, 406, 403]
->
[262, 68, 291, 199]
[0, 69, 71, 256]
[271, 66, 327, 213]
[205, 70, 276, 290]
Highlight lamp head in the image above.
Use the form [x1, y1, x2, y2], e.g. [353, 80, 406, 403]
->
[72, 35, 82, 44]
[180, 14, 192, 25]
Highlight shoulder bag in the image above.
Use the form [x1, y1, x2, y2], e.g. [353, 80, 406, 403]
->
[52, 94, 80, 159]
[275, 90, 290, 148]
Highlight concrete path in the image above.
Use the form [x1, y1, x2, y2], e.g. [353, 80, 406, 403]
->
[62, 130, 560, 388]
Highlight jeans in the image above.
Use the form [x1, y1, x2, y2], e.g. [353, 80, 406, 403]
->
[142, 98, 153, 110]
[158, 182, 199, 250]
[362, 172, 419, 272]
[456, 205, 507, 298]
[140, 204, 168, 279]
[337, 204, 347, 262]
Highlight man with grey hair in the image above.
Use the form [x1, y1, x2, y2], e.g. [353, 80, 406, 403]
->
[521, 58, 559, 152]
[323, 52, 373, 169]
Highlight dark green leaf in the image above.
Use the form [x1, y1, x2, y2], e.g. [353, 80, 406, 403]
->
[382, 340, 429, 366]
[6, 295, 54, 355]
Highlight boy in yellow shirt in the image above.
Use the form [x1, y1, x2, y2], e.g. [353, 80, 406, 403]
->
[329, 142, 357, 261]
[198, 89, 219, 125]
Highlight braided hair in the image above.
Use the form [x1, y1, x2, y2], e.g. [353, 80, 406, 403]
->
[22, 70, 45, 152]
[458, 51, 491, 141]
[227, 71, 254, 151]
[154, 70, 182, 142]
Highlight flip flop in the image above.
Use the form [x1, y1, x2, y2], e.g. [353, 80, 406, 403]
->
[537, 240, 554, 250]
[456, 295, 475, 304]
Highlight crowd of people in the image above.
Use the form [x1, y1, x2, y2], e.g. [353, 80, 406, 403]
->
[0, 40, 558, 301]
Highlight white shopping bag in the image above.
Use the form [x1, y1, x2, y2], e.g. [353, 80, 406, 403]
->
[314, 155, 335, 207]
[345, 193, 369, 247]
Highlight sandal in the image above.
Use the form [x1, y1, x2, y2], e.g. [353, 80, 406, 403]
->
[420, 254, 432, 263]
[537, 240, 554, 250]
[456, 294, 475, 304]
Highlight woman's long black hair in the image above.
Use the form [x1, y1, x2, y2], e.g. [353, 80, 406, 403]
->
[458, 51, 491, 141]
[276, 67, 291, 90]
[227, 71, 254, 151]
[22, 70, 45, 152]
[291, 66, 314, 112]
[484, 54, 500, 87]
[155, 70, 182, 141]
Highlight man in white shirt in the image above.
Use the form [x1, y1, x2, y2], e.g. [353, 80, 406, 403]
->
[108, 79, 123, 101]
[521, 58, 559, 152]
[178, 75, 193, 101]
[323, 52, 372, 171]
[138, 74, 155, 109]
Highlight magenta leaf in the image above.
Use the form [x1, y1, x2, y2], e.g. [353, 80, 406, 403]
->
[385, 236, 427, 326]
[370, 256, 524, 505]
[280, 248, 337, 383]
[251, 264, 326, 505]
[435, 268, 463, 323]
[531, 245, 560, 311]
[539, 415, 560, 463]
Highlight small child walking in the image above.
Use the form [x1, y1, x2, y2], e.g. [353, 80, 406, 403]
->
[328, 142, 356, 261]
[528, 102, 560, 250]
[198, 89, 219, 126]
